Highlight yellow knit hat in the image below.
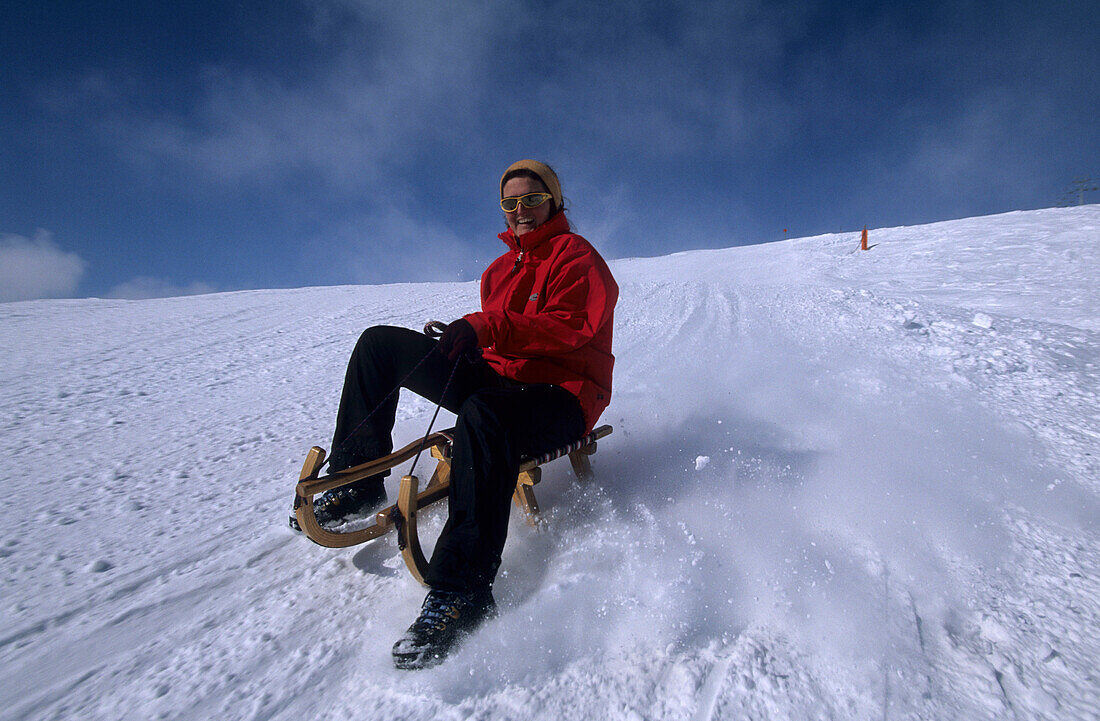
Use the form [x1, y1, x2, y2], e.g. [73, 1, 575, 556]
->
[500, 159, 563, 210]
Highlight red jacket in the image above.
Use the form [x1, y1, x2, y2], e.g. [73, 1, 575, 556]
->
[464, 212, 618, 433]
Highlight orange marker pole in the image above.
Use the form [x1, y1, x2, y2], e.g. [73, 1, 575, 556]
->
[861, 226, 869, 251]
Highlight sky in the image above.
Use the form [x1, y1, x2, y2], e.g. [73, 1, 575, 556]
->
[2, 0, 1097, 301]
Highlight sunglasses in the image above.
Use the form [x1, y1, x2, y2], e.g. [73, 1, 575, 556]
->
[501, 192, 553, 213]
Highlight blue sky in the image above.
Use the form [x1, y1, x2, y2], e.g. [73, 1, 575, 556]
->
[2, 0, 1097, 301]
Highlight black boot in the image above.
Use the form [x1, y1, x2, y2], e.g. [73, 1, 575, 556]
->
[392, 588, 497, 670]
[312, 476, 386, 526]
[288, 476, 387, 532]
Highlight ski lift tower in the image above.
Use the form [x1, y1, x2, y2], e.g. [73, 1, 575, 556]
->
[1076, 177, 1097, 205]
[1067, 177, 1098, 206]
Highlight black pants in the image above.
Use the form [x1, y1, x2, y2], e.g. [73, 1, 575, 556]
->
[332, 325, 585, 592]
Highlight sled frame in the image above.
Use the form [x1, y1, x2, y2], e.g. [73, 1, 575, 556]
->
[294, 425, 613, 585]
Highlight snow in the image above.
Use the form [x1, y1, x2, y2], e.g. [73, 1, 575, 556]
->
[2, 205, 1098, 720]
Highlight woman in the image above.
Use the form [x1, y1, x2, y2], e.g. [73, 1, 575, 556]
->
[317, 159, 617, 669]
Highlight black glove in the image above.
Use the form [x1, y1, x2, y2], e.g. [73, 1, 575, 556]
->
[437, 318, 479, 362]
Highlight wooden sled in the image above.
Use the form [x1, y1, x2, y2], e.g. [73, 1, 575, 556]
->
[293, 425, 613, 585]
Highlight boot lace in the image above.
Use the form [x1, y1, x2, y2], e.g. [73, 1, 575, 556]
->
[413, 591, 465, 633]
[316, 487, 355, 514]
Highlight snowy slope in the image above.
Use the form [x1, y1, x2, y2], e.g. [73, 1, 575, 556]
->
[1, 206, 1098, 720]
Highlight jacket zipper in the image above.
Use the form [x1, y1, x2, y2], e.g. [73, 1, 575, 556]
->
[511, 249, 525, 273]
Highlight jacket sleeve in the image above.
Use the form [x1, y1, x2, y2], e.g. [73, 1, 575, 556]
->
[465, 244, 617, 356]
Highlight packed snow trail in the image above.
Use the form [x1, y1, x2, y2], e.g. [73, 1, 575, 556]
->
[1, 206, 1097, 720]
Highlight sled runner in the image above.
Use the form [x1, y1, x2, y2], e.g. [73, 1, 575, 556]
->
[292, 424, 613, 584]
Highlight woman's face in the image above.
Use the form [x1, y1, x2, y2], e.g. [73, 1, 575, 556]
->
[502, 176, 553, 238]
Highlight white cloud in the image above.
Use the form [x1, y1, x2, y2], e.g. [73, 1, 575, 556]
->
[97, 1, 509, 190]
[0, 230, 85, 302]
[308, 207, 488, 285]
[520, 0, 806, 159]
[106, 277, 219, 300]
[896, 91, 1050, 213]
[80, 1, 806, 191]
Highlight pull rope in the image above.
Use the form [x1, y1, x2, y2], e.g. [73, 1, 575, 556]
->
[408, 354, 461, 478]
[392, 351, 462, 550]
[423, 320, 448, 338]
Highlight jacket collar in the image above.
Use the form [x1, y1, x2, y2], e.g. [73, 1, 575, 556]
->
[498, 211, 570, 253]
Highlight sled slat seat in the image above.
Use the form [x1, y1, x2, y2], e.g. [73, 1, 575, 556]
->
[293, 425, 613, 584]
